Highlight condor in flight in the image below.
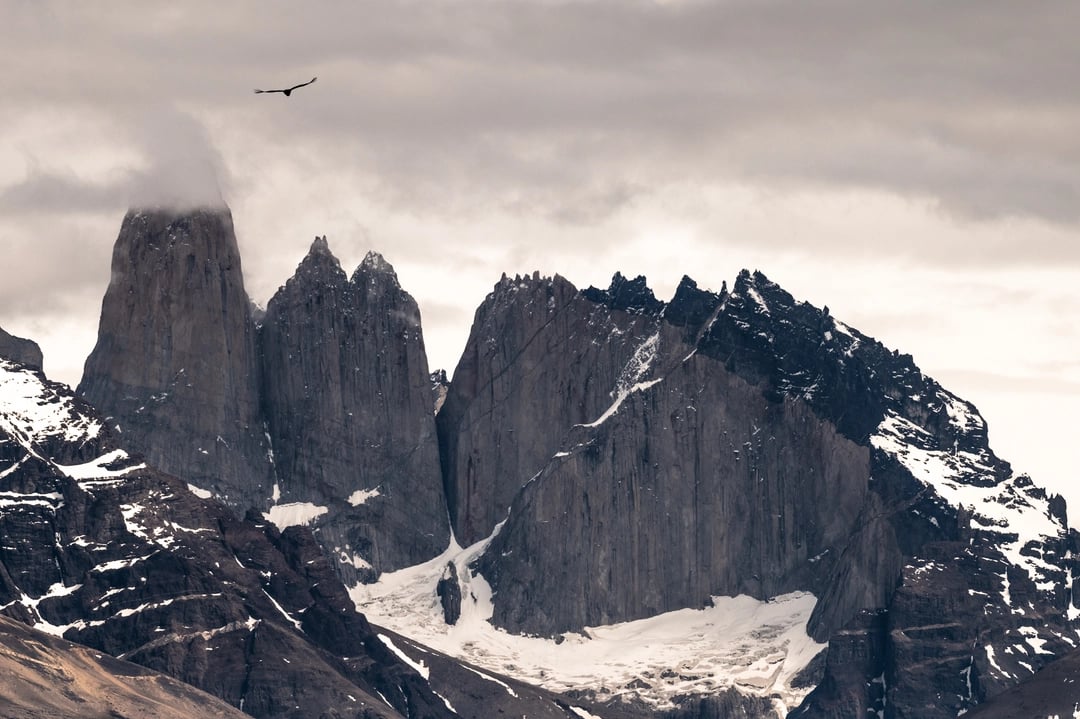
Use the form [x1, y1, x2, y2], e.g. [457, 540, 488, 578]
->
[254, 77, 317, 97]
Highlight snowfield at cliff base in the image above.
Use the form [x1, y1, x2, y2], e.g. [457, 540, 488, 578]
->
[351, 528, 826, 713]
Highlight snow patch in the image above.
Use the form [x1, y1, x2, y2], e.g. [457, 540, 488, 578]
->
[262, 589, 303, 631]
[348, 487, 381, 507]
[263, 502, 328, 529]
[58, 449, 144, 482]
[0, 360, 103, 448]
[0, 490, 63, 510]
[570, 708, 605, 719]
[186, 483, 212, 499]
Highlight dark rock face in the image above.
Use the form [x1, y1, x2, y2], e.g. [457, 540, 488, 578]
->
[258, 239, 449, 579]
[77, 207, 273, 507]
[959, 644, 1080, 719]
[445, 272, 869, 635]
[437, 272, 670, 547]
[660, 688, 780, 719]
[0, 326, 42, 371]
[480, 346, 870, 634]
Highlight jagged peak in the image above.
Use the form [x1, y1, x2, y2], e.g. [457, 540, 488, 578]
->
[583, 272, 663, 314]
[309, 234, 332, 256]
[351, 251, 403, 291]
[491, 271, 574, 300]
[665, 275, 725, 329]
[731, 268, 805, 317]
[497, 270, 553, 286]
[359, 250, 394, 274]
[299, 235, 342, 268]
[287, 235, 346, 287]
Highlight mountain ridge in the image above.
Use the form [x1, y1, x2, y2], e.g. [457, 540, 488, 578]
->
[3, 204, 1077, 718]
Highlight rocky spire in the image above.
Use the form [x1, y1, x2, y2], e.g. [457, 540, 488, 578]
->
[259, 239, 449, 579]
[77, 206, 274, 506]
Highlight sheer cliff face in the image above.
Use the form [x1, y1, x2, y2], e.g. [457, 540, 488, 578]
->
[259, 239, 449, 577]
[437, 272, 667, 547]
[481, 356, 872, 633]
[77, 208, 273, 506]
[443, 273, 873, 633]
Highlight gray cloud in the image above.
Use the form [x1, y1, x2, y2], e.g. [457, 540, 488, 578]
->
[0, 106, 226, 214]
[6, 0, 1078, 238]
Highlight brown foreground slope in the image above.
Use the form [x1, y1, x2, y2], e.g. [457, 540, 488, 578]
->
[0, 614, 248, 719]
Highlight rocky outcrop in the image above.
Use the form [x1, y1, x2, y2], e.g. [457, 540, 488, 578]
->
[0, 326, 42, 371]
[435, 562, 461, 625]
[430, 370, 448, 414]
[77, 207, 273, 507]
[259, 238, 449, 579]
[0, 356, 594, 719]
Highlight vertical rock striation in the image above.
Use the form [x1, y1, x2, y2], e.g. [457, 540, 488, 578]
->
[457, 272, 873, 635]
[437, 272, 663, 547]
[259, 238, 449, 579]
[78, 207, 273, 506]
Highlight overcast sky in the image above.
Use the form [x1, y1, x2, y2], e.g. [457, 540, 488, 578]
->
[1, 1, 1077, 508]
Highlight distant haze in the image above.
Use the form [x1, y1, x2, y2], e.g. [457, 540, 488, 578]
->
[0, 1, 1077, 510]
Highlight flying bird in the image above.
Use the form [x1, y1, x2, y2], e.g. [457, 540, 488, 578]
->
[254, 77, 317, 97]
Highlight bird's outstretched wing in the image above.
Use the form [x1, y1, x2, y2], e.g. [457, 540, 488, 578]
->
[254, 77, 317, 96]
[285, 76, 318, 93]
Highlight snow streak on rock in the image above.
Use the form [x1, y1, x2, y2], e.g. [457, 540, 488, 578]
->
[872, 411, 1065, 592]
